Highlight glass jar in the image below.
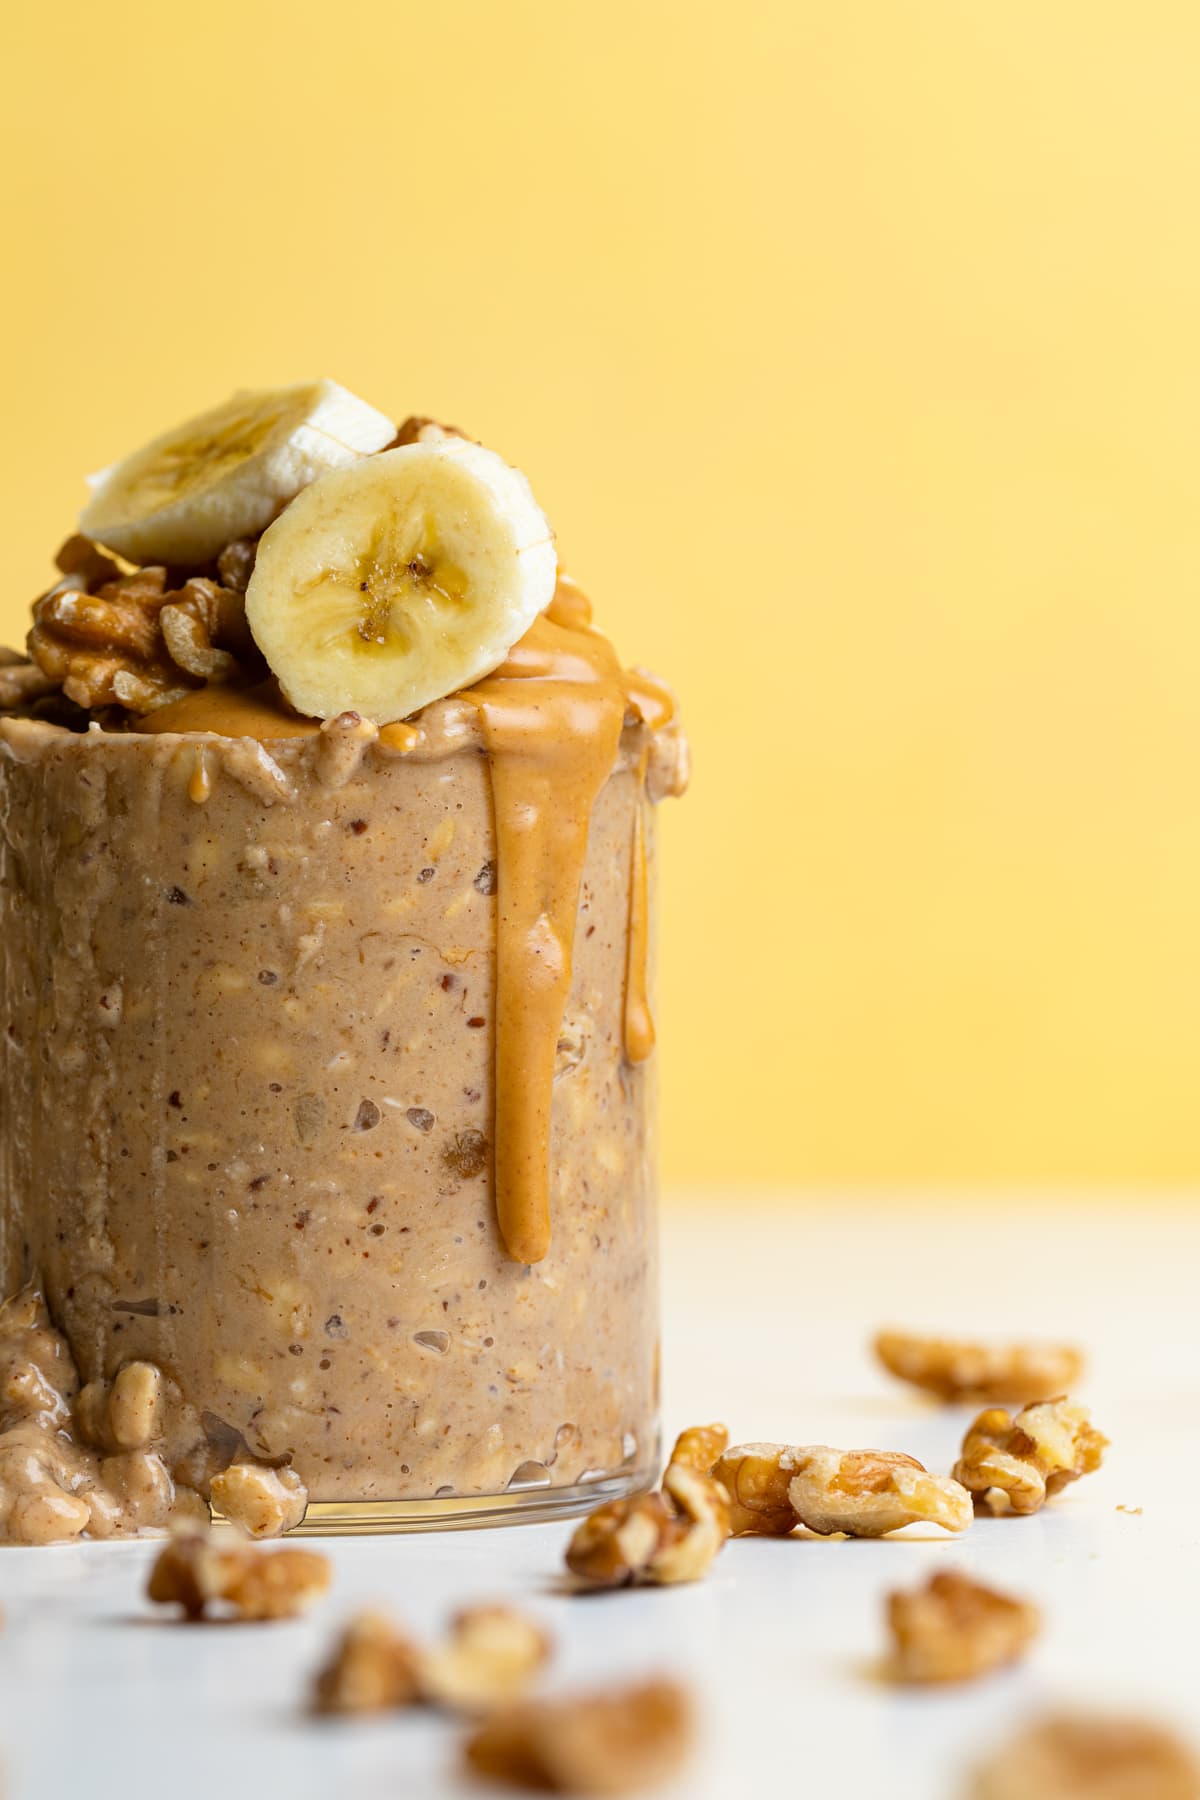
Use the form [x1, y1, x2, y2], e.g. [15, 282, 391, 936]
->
[0, 650, 681, 1532]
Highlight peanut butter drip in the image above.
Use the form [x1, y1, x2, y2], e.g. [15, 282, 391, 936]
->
[466, 585, 629, 1264]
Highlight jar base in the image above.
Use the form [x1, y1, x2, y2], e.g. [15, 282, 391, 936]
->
[278, 1466, 659, 1536]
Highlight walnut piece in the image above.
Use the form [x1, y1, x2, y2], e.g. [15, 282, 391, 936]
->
[215, 536, 258, 594]
[209, 1461, 308, 1537]
[313, 1611, 422, 1713]
[146, 1530, 329, 1620]
[565, 1423, 731, 1589]
[464, 1678, 693, 1795]
[419, 1605, 553, 1714]
[953, 1397, 1108, 1517]
[886, 1569, 1040, 1683]
[565, 1491, 675, 1588]
[27, 540, 258, 715]
[159, 578, 256, 681]
[711, 1443, 799, 1537]
[874, 1328, 1085, 1404]
[972, 1713, 1200, 1800]
[0, 652, 60, 712]
[788, 1445, 973, 1537]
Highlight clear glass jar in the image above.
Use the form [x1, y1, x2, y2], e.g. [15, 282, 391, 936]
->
[0, 688, 673, 1531]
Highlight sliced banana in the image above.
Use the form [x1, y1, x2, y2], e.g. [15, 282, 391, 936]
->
[79, 381, 396, 566]
[244, 438, 557, 723]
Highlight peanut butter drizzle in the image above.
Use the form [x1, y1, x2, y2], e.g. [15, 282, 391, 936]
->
[135, 680, 321, 739]
[465, 585, 631, 1264]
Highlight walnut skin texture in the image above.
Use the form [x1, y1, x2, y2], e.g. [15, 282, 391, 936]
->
[953, 1398, 1108, 1516]
[874, 1328, 1085, 1405]
[886, 1569, 1040, 1683]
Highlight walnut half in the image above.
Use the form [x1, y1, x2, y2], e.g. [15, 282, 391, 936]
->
[787, 1446, 973, 1538]
[464, 1678, 694, 1795]
[886, 1570, 1040, 1684]
[953, 1397, 1108, 1517]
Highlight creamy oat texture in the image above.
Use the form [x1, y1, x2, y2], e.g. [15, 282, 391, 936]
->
[0, 582, 685, 1534]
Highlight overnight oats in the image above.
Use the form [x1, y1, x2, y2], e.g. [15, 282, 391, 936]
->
[0, 383, 687, 1541]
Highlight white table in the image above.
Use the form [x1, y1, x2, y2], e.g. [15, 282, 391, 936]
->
[2, 1200, 1197, 1798]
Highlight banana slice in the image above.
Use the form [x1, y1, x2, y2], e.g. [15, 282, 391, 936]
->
[244, 438, 556, 723]
[79, 381, 396, 566]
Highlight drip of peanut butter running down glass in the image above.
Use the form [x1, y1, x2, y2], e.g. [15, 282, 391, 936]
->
[466, 585, 629, 1264]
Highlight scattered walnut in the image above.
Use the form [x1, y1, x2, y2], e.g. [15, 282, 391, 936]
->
[787, 1446, 973, 1537]
[464, 1678, 693, 1795]
[953, 1398, 1108, 1517]
[566, 1491, 675, 1588]
[420, 1606, 553, 1715]
[874, 1328, 1085, 1404]
[209, 1461, 308, 1537]
[972, 1713, 1200, 1800]
[711, 1443, 799, 1537]
[313, 1611, 422, 1714]
[652, 1431, 731, 1585]
[886, 1569, 1040, 1684]
[566, 1423, 731, 1590]
[147, 1530, 330, 1621]
[54, 533, 124, 587]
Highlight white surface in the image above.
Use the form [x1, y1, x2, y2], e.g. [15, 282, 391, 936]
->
[1, 1199, 1197, 1798]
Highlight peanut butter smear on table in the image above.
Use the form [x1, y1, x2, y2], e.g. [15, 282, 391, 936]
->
[114, 578, 674, 1266]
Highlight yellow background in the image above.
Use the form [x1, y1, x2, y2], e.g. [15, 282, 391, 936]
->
[4, 3, 1199, 1188]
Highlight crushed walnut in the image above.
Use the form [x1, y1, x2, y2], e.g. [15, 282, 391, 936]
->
[147, 1529, 330, 1621]
[953, 1397, 1108, 1516]
[874, 1328, 1085, 1404]
[972, 1713, 1200, 1800]
[464, 1678, 693, 1795]
[565, 1424, 731, 1589]
[886, 1569, 1040, 1684]
[26, 535, 262, 715]
[312, 1603, 550, 1717]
